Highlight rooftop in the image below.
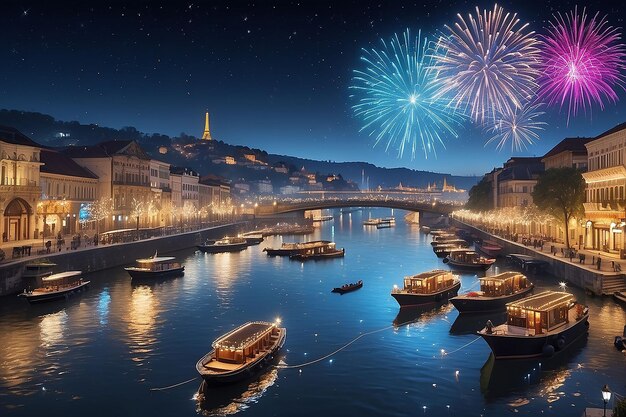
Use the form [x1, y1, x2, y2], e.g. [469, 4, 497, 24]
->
[40, 148, 98, 179]
[213, 322, 275, 350]
[543, 137, 594, 159]
[507, 291, 573, 311]
[0, 125, 42, 147]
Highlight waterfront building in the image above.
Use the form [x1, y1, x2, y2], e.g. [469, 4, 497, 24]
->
[496, 157, 544, 208]
[39, 149, 98, 237]
[582, 122, 626, 255]
[149, 159, 172, 228]
[0, 126, 42, 242]
[169, 166, 200, 225]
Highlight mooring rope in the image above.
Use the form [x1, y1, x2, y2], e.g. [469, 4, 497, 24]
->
[150, 376, 199, 391]
[442, 336, 482, 355]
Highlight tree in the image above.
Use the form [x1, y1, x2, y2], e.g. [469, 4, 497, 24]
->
[466, 178, 492, 211]
[531, 167, 585, 250]
[86, 197, 113, 234]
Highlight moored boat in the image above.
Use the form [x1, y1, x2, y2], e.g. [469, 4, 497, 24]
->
[420, 225, 431, 234]
[430, 237, 466, 246]
[433, 242, 469, 258]
[478, 291, 589, 359]
[197, 237, 249, 253]
[18, 271, 89, 303]
[312, 215, 333, 222]
[21, 260, 56, 287]
[263, 240, 331, 256]
[290, 241, 345, 260]
[506, 254, 549, 274]
[241, 233, 264, 245]
[391, 269, 461, 308]
[450, 272, 534, 313]
[124, 252, 185, 279]
[363, 218, 382, 226]
[476, 240, 503, 257]
[196, 320, 286, 385]
[376, 222, 393, 229]
[332, 280, 363, 294]
[444, 249, 496, 271]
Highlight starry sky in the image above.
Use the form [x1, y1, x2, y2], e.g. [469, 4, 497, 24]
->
[1, 1, 625, 176]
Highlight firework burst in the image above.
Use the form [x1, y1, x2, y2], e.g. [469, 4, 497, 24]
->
[350, 29, 464, 159]
[485, 102, 546, 151]
[538, 7, 626, 123]
[434, 3, 541, 124]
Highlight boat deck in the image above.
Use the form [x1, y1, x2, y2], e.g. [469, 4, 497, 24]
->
[217, 322, 274, 347]
[202, 359, 243, 372]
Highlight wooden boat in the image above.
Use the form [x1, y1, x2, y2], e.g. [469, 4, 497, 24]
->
[376, 222, 393, 229]
[478, 291, 589, 359]
[444, 249, 496, 271]
[196, 320, 286, 385]
[124, 252, 185, 279]
[432, 242, 469, 258]
[241, 233, 264, 245]
[391, 270, 461, 308]
[450, 272, 534, 313]
[312, 215, 333, 222]
[506, 254, 549, 274]
[263, 240, 331, 256]
[614, 291, 626, 306]
[290, 241, 345, 261]
[420, 226, 431, 234]
[21, 260, 56, 287]
[476, 240, 503, 257]
[18, 271, 89, 303]
[430, 237, 466, 246]
[429, 229, 449, 237]
[332, 280, 363, 294]
[197, 237, 249, 253]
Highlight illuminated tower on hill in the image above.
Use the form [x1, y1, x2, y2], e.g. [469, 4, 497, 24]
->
[202, 112, 212, 140]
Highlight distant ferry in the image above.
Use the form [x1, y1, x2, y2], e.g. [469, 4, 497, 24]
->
[363, 217, 395, 226]
[263, 240, 331, 257]
[197, 237, 249, 253]
[124, 252, 185, 279]
[391, 270, 461, 308]
[196, 320, 286, 385]
[478, 291, 589, 359]
[450, 272, 533, 313]
[18, 271, 89, 303]
[290, 241, 345, 260]
[313, 215, 333, 222]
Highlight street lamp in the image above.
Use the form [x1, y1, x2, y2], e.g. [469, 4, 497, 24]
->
[602, 384, 611, 417]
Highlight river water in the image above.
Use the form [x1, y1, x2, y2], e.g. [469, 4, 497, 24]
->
[1, 208, 625, 417]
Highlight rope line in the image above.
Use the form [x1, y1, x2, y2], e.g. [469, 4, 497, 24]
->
[443, 336, 481, 355]
[150, 376, 199, 391]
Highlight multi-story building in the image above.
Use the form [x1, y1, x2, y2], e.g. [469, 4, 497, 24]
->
[496, 157, 544, 208]
[170, 166, 200, 225]
[542, 137, 593, 171]
[149, 159, 171, 228]
[39, 149, 98, 237]
[582, 122, 626, 254]
[0, 126, 42, 242]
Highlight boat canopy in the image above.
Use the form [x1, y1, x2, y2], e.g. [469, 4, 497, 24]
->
[136, 256, 176, 263]
[212, 321, 277, 351]
[506, 291, 573, 312]
[42, 271, 82, 282]
[479, 271, 526, 284]
[25, 262, 57, 268]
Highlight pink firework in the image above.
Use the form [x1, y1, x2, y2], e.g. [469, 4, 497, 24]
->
[539, 7, 626, 123]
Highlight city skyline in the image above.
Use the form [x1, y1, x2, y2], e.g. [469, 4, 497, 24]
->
[1, 1, 625, 175]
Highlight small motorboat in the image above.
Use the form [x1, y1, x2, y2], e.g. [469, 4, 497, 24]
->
[332, 280, 363, 294]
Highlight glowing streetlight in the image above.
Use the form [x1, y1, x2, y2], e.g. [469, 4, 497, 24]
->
[602, 384, 611, 417]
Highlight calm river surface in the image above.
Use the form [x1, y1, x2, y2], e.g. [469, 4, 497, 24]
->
[1, 208, 625, 417]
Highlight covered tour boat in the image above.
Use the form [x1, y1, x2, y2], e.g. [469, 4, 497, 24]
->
[506, 254, 549, 274]
[433, 242, 469, 258]
[450, 272, 533, 313]
[331, 280, 363, 294]
[21, 260, 56, 287]
[478, 291, 589, 359]
[197, 236, 249, 253]
[196, 320, 286, 385]
[391, 270, 461, 308]
[18, 271, 89, 303]
[290, 241, 345, 260]
[263, 240, 332, 256]
[124, 252, 185, 279]
[476, 240, 503, 257]
[444, 249, 496, 271]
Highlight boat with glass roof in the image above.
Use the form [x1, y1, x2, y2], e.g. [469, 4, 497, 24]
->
[18, 271, 89, 303]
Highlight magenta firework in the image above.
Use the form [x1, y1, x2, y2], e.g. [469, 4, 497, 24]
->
[538, 7, 626, 123]
[434, 3, 541, 124]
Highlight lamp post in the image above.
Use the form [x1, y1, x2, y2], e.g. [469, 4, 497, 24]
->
[602, 384, 611, 417]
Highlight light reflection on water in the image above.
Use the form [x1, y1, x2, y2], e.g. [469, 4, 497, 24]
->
[0, 208, 625, 417]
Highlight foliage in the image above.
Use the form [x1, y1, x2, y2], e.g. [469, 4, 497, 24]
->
[532, 167, 585, 249]
[615, 395, 626, 417]
[466, 178, 493, 211]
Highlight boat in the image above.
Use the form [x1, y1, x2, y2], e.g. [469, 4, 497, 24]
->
[420, 225, 431, 234]
[18, 271, 89, 303]
[429, 229, 449, 237]
[124, 252, 185, 279]
[196, 320, 286, 385]
[312, 215, 333, 222]
[263, 240, 331, 256]
[376, 222, 394, 229]
[21, 260, 56, 287]
[391, 269, 461, 308]
[450, 272, 534, 313]
[363, 218, 382, 226]
[506, 254, 549, 274]
[433, 242, 469, 258]
[241, 233, 264, 245]
[430, 237, 465, 246]
[477, 291, 590, 359]
[197, 237, 249, 253]
[290, 241, 345, 260]
[331, 280, 363, 294]
[613, 291, 626, 307]
[444, 249, 496, 271]
[476, 240, 503, 257]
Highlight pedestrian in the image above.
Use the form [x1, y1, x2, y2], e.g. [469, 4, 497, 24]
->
[597, 257, 602, 270]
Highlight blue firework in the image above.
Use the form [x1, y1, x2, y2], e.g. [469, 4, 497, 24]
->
[350, 29, 464, 159]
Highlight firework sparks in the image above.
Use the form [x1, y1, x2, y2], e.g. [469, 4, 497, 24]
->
[485, 102, 546, 151]
[538, 7, 626, 123]
[434, 3, 541, 124]
[350, 29, 464, 159]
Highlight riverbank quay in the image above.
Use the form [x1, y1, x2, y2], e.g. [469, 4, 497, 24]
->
[450, 218, 626, 296]
[0, 222, 246, 296]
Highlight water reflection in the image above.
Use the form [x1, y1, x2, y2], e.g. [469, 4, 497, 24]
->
[196, 367, 279, 416]
[40, 310, 69, 349]
[393, 303, 454, 328]
[125, 285, 161, 366]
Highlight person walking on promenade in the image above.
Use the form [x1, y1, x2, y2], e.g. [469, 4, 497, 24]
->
[597, 257, 602, 270]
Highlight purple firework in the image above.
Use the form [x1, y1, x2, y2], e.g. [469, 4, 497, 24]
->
[539, 7, 626, 123]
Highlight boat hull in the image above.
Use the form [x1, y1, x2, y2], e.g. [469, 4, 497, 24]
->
[450, 285, 534, 314]
[124, 266, 185, 279]
[197, 243, 249, 253]
[391, 281, 461, 308]
[479, 312, 589, 359]
[19, 281, 91, 304]
[263, 248, 298, 256]
[331, 282, 363, 294]
[197, 329, 286, 385]
[445, 258, 494, 271]
[476, 244, 502, 257]
[290, 249, 345, 261]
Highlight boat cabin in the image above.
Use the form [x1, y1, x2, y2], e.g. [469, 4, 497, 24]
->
[298, 242, 337, 256]
[135, 256, 181, 272]
[212, 322, 280, 364]
[38, 271, 83, 292]
[448, 249, 484, 262]
[505, 291, 576, 335]
[399, 270, 457, 294]
[480, 272, 529, 297]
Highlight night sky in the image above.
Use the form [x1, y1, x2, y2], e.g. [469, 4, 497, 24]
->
[1, 1, 625, 176]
